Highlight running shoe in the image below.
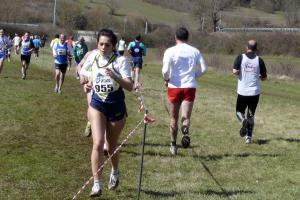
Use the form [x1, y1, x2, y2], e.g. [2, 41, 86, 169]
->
[54, 86, 58, 93]
[169, 143, 178, 155]
[181, 125, 190, 148]
[108, 171, 119, 190]
[245, 136, 252, 144]
[83, 121, 92, 137]
[90, 184, 102, 197]
[240, 118, 248, 137]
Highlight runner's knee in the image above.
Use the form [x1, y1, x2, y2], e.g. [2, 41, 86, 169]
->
[92, 139, 105, 151]
[247, 115, 254, 125]
[170, 118, 178, 130]
[236, 111, 244, 122]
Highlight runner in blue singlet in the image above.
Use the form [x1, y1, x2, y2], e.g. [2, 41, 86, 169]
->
[0, 29, 11, 75]
[52, 33, 71, 94]
[18, 32, 34, 79]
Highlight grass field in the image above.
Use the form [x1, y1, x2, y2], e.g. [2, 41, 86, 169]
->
[0, 50, 299, 200]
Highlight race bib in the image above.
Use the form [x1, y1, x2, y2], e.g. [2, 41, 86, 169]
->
[77, 49, 84, 56]
[90, 54, 120, 100]
[93, 69, 120, 100]
[94, 74, 114, 93]
[57, 49, 66, 55]
[134, 48, 140, 53]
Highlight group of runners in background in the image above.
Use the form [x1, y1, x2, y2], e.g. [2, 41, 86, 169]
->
[0, 28, 47, 79]
[0, 26, 267, 198]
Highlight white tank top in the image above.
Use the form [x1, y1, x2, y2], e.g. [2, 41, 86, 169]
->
[118, 40, 126, 51]
[237, 54, 261, 96]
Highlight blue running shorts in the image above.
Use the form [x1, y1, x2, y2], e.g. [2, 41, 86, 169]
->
[90, 97, 127, 122]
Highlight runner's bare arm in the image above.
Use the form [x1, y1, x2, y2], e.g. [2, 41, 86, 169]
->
[233, 69, 240, 75]
[196, 55, 207, 77]
[105, 68, 133, 91]
[78, 51, 93, 85]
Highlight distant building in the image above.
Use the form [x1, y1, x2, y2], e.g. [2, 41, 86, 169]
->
[75, 30, 97, 43]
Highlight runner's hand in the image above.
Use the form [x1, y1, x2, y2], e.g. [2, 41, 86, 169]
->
[105, 68, 118, 80]
[79, 76, 88, 85]
[83, 82, 92, 93]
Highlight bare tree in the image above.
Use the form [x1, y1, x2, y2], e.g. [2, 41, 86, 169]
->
[284, 0, 300, 27]
[194, 0, 235, 32]
[104, 0, 119, 16]
[86, 5, 113, 30]
[57, 1, 82, 32]
[0, 0, 20, 23]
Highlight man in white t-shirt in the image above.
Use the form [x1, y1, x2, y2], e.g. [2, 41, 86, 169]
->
[233, 40, 267, 144]
[162, 27, 207, 155]
[117, 37, 126, 56]
[12, 33, 21, 55]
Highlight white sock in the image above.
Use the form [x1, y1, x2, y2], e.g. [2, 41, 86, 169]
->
[93, 179, 101, 191]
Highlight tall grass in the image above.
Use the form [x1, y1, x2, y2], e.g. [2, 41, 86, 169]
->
[0, 50, 299, 199]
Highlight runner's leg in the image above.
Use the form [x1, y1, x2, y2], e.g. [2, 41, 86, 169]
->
[24, 62, 29, 75]
[68, 58, 72, 71]
[236, 94, 248, 123]
[21, 60, 27, 79]
[106, 117, 126, 170]
[181, 100, 194, 128]
[134, 67, 140, 89]
[0, 59, 4, 74]
[55, 69, 60, 91]
[246, 95, 260, 138]
[236, 94, 250, 137]
[59, 71, 65, 91]
[90, 106, 106, 182]
[168, 101, 181, 144]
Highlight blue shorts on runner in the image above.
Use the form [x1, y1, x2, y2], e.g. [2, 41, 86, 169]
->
[132, 57, 143, 69]
[55, 63, 68, 73]
[90, 95, 127, 122]
[0, 52, 6, 60]
[21, 55, 31, 64]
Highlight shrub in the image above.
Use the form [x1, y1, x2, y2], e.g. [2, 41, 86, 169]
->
[269, 62, 300, 80]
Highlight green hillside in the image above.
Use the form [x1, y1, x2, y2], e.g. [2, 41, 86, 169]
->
[1, 0, 289, 31]
[77, 0, 198, 28]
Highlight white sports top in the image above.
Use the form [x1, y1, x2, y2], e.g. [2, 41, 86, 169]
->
[118, 39, 126, 51]
[80, 50, 131, 100]
[13, 36, 21, 46]
[237, 54, 261, 96]
[162, 43, 207, 88]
